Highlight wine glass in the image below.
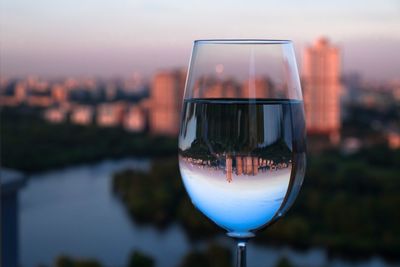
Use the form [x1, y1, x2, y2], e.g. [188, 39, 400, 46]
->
[178, 39, 306, 267]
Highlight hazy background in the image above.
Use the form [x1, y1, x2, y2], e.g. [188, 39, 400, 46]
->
[1, 0, 400, 80]
[1, 1, 400, 267]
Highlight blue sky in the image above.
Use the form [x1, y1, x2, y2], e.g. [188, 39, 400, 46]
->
[1, 0, 399, 80]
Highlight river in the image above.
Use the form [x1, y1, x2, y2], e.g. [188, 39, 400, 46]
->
[19, 158, 398, 267]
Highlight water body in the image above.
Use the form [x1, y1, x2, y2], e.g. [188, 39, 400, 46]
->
[19, 158, 398, 267]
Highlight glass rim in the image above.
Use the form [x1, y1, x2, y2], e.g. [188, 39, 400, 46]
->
[194, 39, 292, 45]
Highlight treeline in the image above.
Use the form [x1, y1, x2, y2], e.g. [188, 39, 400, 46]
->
[259, 146, 400, 258]
[0, 107, 177, 172]
[52, 250, 154, 267]
[112, 146, 400, 259]
[51, 246, 296, 267]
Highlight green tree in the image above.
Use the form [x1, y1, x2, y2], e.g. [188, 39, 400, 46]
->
[275, 257, 293, 267]
[127, 251, 154, 267]
[54, 255, 102, 267]
[179, 244, 232, 267]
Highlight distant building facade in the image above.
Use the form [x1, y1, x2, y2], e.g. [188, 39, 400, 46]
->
[241, 77, 272, 98]
[97, 102, 126, 127]
[302, 37, 342, 143]
[124, 105, 146, 132]
[44, 107, 67, 123]
[387, 131, 400, 149]
[71, 105, 94, 125]
[51, 84, 68, 103]
[149, 70, 186, 136]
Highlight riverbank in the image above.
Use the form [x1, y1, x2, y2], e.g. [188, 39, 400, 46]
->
[3, 106, 400, 262]
[20, 158, 398, 267]
[112, 151, 400, 261]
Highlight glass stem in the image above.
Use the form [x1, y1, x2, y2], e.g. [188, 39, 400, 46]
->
[236, 240, 247, 267]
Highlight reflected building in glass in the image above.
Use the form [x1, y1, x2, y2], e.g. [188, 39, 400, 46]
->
[180, 154, 291, 183]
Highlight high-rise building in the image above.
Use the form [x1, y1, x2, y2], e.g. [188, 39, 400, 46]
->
[302, 37, 342, 143]
[149, 69, 186, 136]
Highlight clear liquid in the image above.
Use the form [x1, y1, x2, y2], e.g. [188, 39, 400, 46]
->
[178, 98, 306, 236]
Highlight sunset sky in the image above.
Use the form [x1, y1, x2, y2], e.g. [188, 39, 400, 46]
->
[1, 0, 400, 81]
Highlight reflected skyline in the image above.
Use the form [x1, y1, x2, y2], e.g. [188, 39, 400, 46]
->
[180, 154, 291, 183]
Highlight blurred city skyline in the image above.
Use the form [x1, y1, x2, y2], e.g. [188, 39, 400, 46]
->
[2, 3, 400, 266]
[1, 0, 400, 81]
